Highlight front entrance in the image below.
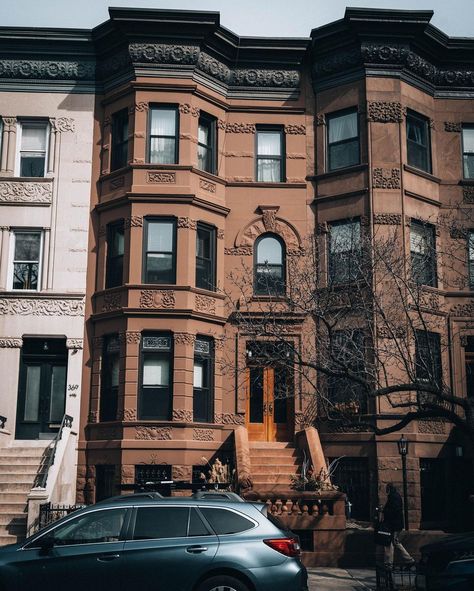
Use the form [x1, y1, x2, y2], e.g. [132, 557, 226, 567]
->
[245, 344, 294, 441]
[15, 337, 68, 440]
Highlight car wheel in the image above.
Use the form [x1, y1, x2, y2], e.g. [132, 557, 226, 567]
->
[196, 575, 250, 591]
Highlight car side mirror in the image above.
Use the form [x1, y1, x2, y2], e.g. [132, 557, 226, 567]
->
[37, 535, 56, 555]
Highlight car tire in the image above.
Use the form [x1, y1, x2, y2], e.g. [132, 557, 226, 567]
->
[196, 575, 250, 591]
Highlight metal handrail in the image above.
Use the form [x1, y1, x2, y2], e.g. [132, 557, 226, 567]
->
[37, 414, 73, 489]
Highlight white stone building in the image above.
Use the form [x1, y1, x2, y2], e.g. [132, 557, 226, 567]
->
[0, 29, 95, 542]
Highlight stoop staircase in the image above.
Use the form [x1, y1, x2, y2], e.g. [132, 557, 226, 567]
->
[249, 441, 302, 493]
[0, 447, 46, 545]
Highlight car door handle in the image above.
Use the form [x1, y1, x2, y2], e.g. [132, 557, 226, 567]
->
[97, 553, 120, 562]
[186, 546, 208, 554]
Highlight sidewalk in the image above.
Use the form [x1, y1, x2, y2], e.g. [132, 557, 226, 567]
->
[307, 568, 376, 590]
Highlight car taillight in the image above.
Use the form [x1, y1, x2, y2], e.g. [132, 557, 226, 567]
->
[263, 537, 301, 557]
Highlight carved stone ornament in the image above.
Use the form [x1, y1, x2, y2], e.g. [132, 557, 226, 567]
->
[367, 101, 404, 123]
[418, 419, 445, 434]
[179, 103, 200, 117]
[193, 428, 214, 441]
[0, 181, 52, 204]
[2, 116, 17, 131]
[0, 59, 95, 81]
[316, 114, 326, 126]
[215, 413, 245, 425]
[463, 187, 474, 203]
[172, 465, 192, 481]
[50, 117, 75, 133]
[101, 292, 122, 313]
[237, 216, 301, 252]
[174, 333, 196, 346]
[0, 298, 85, 316]
[444, 121, 462, 132]
[372, 168, 401, 189]
[377, 326, 406, 339]
[0, 337, 22, 348]
[224, 123, 256, 134]
[195, 294, 216, 315]
[231, 69, 300, 88]
[130, 102, 149, 113]
[134, 426, 172, 440]
[124, 216, 143, 228]
[259, 205, 280, 232]
[139, 290, 175, 309]
[120, 331, 141, 345]
[110, 176, 125, 190]
[225, 247, 253, 256]
[285, 124, 306, 135]
[373, 213, 403, 225]
[129, 43, 200, 65]
[451, 302, 474, 317]
[147, 171, 176, 184]
[88, 410, 98, 424]
[66, 338, 83, 350]
[172, 409, 193, 423]
[199, 179, 216, 193]
[217, 229, 225, 240]
[177, 217, 197, 230]
[119, 408, 137, 422]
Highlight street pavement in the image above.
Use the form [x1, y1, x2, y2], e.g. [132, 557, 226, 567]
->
[307, 568, 376, 590]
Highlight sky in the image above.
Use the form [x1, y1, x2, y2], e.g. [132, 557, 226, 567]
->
[0, 0, 473, 37]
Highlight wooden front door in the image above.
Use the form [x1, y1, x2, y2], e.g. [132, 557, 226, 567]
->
[246, 365, 292, 442]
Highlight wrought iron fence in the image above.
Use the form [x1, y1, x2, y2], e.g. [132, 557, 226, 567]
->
[376, 563, 417, 590]
[38, 503, 85, 530]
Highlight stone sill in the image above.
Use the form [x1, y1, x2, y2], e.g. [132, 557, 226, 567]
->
[309, 163, 368, 182]
[403, 164, 441, 184]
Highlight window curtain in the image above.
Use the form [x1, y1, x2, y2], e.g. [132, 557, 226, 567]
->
[21, 126, 46, 152]
[329, 112, 357, 143]
[407, 118, 423, 144]
[257, 132, 281, 156]
[147, 221, 173, 252]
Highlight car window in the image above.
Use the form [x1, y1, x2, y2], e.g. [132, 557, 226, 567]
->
[36, 509, 127, 547]
[133, 507, 189, 540]
[189, 508, 211, 536]
[200, 508, 254, 535]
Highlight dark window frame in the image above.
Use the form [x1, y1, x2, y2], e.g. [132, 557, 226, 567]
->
[142, 217, 177, 285]
[415, 329, 442, 389]
[197, 113, 217, 174]
[254, 233, 286, 296]
[100, 334, 120, 422]
[138, 333, 173, 421]
[193, 336, 214, 423]
[410, 220, 437, 287]
[462, 124, 474, 180]
[196, 223, 216, 291]
[328, 218, 362, 285]
[255, 125, 285, 183]
[406, 109, 432, 173]
[105, 220, 125, 289]
[148, 104, 179, 165]
[110, 108, 129, 172]
[326, 107, 360, 172]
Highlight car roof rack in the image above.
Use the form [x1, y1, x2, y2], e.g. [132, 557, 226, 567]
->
[96, 492, 164, 504]
[191, 491, 244, 502]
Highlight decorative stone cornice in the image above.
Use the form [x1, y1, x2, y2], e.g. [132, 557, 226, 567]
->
[129, 43, 200, 65]
[367, 101, 404, 123]
[0, 337, 23, 348]
[0, 181, 52, 205]
[0, 59, 95, 82]
[0, 297, 85, 316]
[372, 168, 401, 189]
[66, 338, 83, 350]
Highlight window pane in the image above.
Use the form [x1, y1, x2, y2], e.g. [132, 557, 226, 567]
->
[149, 137, 176, 164]
[189, 508, 211, 536]
[257, 159, 281, 182]
[143, 356, 169, 386]
[20, 156, 46, 178]
[328, 111, 358, 143]
[330, 221, 360, 254]
[49, 365, 66, 423]
[257, 236, 282, 264]
[463, 128, 474, 153]
[464, 154, 474, 179]
[14, 233, 41, 263]
[21, 125, 47, 151]
[198, 145, 211, 172]
[198, 122, 209, 145]
[13, 263, 38, 290]
[52, 509, 126, 546]
[133, 507, 188, 540]
[407, 117, 426, 145]
[329, 140, 359, 170]
[110, 226, 124, 257]
[24, 365, 41, 421]
[257, 132, 281, 156]
[194, 361, 204, 388]
[146, 253, 173, 283]
[147, 222, 173, 252]
[200, 508, 254, 535]
[150, 108, 176, 136]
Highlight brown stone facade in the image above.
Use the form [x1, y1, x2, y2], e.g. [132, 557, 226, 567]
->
[77, 7, 474, 537]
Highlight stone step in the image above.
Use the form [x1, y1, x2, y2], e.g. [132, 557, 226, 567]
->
[0, 503, 27, 515]
[0, 535, 24, 546]
[251, 459, 300, 469]
[0, 493, 31, 503]
[0, 523, 26, 535]
[0, 473, 37, 483]
[0, 463, 42, 473]
[0, 482, 34, 493]
[252, 474, 296, 485]
[0, 447, 47, 456]
[249, 442, 295, 449]
[0, 457, 43, 465]
[0, 514, 27, 526]
[252, 469, 299, 479]
[249, 448, 300, 458]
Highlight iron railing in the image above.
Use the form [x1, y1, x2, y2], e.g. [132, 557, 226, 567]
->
[38, 503, 85, 530]
[37, 414, 73, 489]
[376, 563, 417, 590]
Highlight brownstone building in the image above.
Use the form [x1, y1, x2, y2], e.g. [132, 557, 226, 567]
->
[77, 6, 474, 544]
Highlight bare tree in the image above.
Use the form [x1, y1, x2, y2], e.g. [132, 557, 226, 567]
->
[225, 210, 474, 444]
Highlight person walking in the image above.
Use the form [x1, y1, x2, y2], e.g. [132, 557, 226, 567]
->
[383, 483, 415, 566]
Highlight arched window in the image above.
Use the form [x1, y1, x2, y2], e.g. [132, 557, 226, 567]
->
[254, 234, 285, 295]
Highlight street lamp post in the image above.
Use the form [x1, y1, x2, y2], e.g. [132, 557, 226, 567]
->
[397, 434, 409, 531]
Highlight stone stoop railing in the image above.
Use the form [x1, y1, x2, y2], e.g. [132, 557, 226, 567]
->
[244, 490, 347, 566]
[26, 415, 76, 535]
[295, 426, 328, 477]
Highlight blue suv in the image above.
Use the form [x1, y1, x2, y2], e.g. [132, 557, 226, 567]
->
[0, 493, 308, 591]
